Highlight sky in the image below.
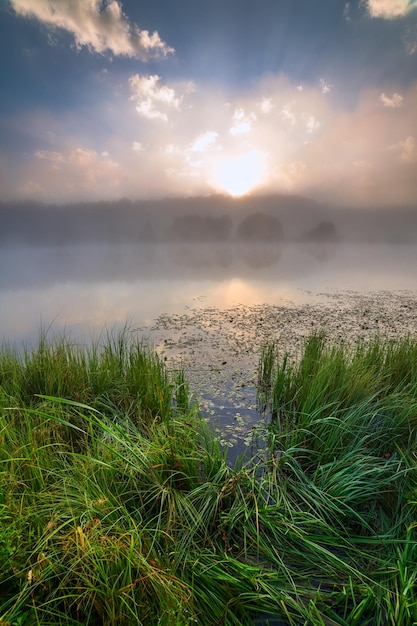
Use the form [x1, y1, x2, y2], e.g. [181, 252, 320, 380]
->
[0, 0, 417, 207]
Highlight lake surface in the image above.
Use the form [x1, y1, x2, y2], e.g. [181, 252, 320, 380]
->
[1, 241, 416, 453]
[1, 241, 416, 343]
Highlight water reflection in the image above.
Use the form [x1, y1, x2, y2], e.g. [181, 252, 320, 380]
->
[0, 241, 328, 290]
[0, 241, 416, 344]
[2, 241, 416, 459]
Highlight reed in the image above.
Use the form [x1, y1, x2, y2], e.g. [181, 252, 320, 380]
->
[1, 329, 416, 624]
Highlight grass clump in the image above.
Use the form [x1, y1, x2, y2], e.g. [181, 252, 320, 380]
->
[256, 332, 417, 623]
[0, 328, 417, 624]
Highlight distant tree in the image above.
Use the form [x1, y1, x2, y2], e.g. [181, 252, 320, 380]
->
[302, 221, 338, 242]
[167, 215, 232, 241]
[236, 212, 283, 241]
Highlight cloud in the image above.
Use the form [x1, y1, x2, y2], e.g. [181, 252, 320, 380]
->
[295, 83, 417, 205]
[22, 147, 122, 200]
[343, 2, 352, 22]
[190, 131, 219, 152]
[5, 72, 417, 207]
[320, 78, 332, 94]
[379, 92, 404, 107]
[9, 0, 174, 59]
[364, 0, 417, 19]
[305, 115, 321, 133]
[132, 142, 144, 152]
[274, 161, 307, 189]
[404, 27, 417, 53]
[397, 135, 416, 161]
[129, 74, 193, 121]
[280, 106, 296, 126]
[34, 150, 65, 162]
[259, 98, 274, 114]
[229, 108, 257, 136]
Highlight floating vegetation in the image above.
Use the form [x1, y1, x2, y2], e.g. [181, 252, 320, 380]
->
[144, 290, 417, 454]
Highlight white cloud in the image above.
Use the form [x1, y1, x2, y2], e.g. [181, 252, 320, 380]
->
[379, 92, 404, 107]
[229, 108, 256, 135]
[6, 72, 417, 207]
[134, 100, 168, 122]
[132, 142, 144, 152]
[320, 78, 332, 94]
[34, 150, 65, 162]
[305, 115, 321, 133]
[280, 106, 296, 126]
[190, 131, 219, 152]
[398, 136, 416, 161]
[67, 148, 100, 166]
[129, 74, 189, 122]
[405, 28, 417, 54]
[259, 98, 274, 114]
[9, 0, 174, 59]
[388, 136, 417, 162]
[28, 146, 121, 199]
[364, 0, 417, 19]
[274, 161, 307, 188]
[343, 2, 352, 22]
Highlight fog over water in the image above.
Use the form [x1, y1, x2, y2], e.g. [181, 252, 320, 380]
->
[2, 198, 416, 455]
[1, 240, 416, 346]
[0, 195, 416, 345]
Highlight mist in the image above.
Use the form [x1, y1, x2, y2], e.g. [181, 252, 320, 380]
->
[2, 193, 417, 246]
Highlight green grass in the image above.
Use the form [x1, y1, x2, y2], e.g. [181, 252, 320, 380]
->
[1, 328, 417, 624]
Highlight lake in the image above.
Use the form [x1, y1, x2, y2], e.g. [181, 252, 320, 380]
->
[1, 241, 416, 453]
[2, 241, 416, 341]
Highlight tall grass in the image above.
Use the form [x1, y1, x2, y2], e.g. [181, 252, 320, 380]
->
[0, 328, 416, 624]
[256, 332, 417, 623]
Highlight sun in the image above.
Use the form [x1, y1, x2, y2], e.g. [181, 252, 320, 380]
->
[209, 150, 267, 197]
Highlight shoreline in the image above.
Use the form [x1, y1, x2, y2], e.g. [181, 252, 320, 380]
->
[144, 289, 417, 447]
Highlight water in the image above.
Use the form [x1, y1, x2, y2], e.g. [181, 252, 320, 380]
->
[1, 241, 416, 454]
[1, 241, 416, 343]
[1, 240, 415, 626]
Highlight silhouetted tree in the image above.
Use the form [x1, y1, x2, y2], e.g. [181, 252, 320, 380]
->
[167, 215, 232, 241]
[235, 212, 283, 241]
[302, 221, 338, 242]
